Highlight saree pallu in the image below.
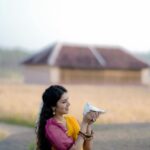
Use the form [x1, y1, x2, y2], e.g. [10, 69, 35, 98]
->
[45, 115, 81, 150]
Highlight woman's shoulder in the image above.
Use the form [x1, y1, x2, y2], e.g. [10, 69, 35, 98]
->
[64, 114, 80, 125]
[64, 114, 77, 120]
[46, 117, 54, 123]
[45, 118, 60, 129]
[45, 118, 55, 128]
[64, 114, 80, 139]
[45, 117, 67, 133]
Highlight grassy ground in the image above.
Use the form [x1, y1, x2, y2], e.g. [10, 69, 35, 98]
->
[28, 143, 35, 150]
[0, 132, 5, 141]
[0, 131, 7, 141]
[0, 82, 150, 127]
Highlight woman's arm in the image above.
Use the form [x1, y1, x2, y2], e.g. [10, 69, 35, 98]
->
[70, 111, 100, 150]
[70, 121, 88, 150]
[69, 121, 88, 150]
[83, 111, 100, 150]
[83, 124, 93, 150]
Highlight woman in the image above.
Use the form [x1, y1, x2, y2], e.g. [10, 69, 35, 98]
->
[36, 85, 100, 150]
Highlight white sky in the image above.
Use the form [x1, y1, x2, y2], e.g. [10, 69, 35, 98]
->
[0, 0, 150, 53]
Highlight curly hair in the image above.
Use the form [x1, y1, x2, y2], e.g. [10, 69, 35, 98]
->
[36, 85, 67, 150]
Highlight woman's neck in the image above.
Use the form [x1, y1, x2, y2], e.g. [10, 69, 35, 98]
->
[53, 114, 65, 122]
[53, 114, 67, 129]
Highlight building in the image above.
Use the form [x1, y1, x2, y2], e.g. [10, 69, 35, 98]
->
[21, 43, 150, 84]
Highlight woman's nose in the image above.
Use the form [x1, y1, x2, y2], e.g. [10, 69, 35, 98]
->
[67, 101, 70, 106]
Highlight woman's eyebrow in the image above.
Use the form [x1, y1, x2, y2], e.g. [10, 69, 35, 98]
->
[61, 98, 69, 101]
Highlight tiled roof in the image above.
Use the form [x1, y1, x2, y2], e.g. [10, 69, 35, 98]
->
[22, 43, 149, 70]
[96, 47, 148, 69]
[54, 45, 103, 69]
[22, 44, 55, 65]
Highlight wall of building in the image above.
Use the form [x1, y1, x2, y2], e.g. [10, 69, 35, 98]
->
[22, 66, 142, 85]
[22, 65, 50, 84]
[141, 68, 150, 85]
[59, 68, 141, 84]
[49, 67, 60, 83]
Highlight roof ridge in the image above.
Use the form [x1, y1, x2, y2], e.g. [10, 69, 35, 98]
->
[48, 43, 62, 65]
[89, 47, 107, 67]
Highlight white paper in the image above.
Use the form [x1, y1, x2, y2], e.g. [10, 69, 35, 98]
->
[83, 102, 106, 115]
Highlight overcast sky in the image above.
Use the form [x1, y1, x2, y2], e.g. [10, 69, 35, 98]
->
[0, 0, 150, 53]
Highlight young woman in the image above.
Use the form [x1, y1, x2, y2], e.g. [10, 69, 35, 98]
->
[36, 85, 100, 150]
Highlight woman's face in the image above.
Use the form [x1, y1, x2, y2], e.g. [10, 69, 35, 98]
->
[55, 92, 70, 115]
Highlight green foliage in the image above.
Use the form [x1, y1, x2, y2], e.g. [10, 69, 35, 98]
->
[0, 48, 29, 66]
[0, 48, 31, 78]
[134, 52, 150, 64]
[28, 142, 36, 150]
[0, 131, 6, 141]
[0, 117, 34, 128]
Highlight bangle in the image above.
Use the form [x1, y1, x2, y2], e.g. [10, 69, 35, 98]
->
[85, 136, 93, 141]
[85, 130, 94, 141]
[78, 132, 86, 140]
[78, 130, 94, 140]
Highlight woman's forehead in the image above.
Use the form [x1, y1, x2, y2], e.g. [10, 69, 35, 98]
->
[60, 92, 69, 101]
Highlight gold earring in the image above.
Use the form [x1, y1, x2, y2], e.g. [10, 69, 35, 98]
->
[52, 108, 56, 115]
[53, 110, 55, 115]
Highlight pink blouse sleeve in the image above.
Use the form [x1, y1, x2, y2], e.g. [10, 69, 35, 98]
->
[45, 123, 73, 150]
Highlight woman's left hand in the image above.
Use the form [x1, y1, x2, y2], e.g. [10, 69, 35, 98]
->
[87, 111, 100, 125]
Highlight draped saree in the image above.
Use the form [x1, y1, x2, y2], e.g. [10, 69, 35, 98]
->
[45, 115, 81, 150]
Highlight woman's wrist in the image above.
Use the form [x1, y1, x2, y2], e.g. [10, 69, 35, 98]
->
[81, 121, 89, 129]
[78, 130, 94, 141]
[87, 124, 92, 134]
[80, 120, 94, 141]
[80, 121, 88, 133]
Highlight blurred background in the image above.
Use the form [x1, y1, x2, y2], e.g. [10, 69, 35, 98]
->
[0, 0, 150, 150]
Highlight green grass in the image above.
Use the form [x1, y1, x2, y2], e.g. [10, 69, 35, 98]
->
[28, 142, 36, 150]
[0, 131, 7, 141]
[0, 117, 35, 128]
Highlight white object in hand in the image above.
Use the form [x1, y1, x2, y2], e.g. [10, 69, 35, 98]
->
[83, 103, 106, 115]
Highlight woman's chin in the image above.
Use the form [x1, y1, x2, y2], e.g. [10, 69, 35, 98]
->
[65, 110, 69, 114]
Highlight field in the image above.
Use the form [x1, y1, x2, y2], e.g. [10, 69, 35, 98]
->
[0, 82, 150, 126]
[0, 130, 8, 141]
[0, 132, 5, 141]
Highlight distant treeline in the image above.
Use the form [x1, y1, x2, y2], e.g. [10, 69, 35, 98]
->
[134, 52, 150, 64]
[0, 48, 31, 78]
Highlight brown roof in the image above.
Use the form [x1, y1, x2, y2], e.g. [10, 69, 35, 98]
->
[96, 47, 148, 70]
[54, 45, 103, 69]
[22, 44, 55, 65]
[22, 43, 149, 70]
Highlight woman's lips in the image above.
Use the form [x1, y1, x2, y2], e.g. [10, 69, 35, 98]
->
[65, 108, 69, 111]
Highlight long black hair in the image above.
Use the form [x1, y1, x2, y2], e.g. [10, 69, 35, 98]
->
[36, 85, 67, 150]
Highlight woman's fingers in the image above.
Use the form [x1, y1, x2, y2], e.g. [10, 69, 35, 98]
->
[91, 111, 100, 121]
[84, 111, 101, 124]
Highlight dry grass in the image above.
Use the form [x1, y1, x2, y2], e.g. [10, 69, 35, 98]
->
[0, 82, 150, 126]
[0, 130, 8, 141]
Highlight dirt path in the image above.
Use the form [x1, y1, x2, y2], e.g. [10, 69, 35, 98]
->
[93, 123, 150, 150]
[0, 122, 150, 150]
[0, 123, 35, 150]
